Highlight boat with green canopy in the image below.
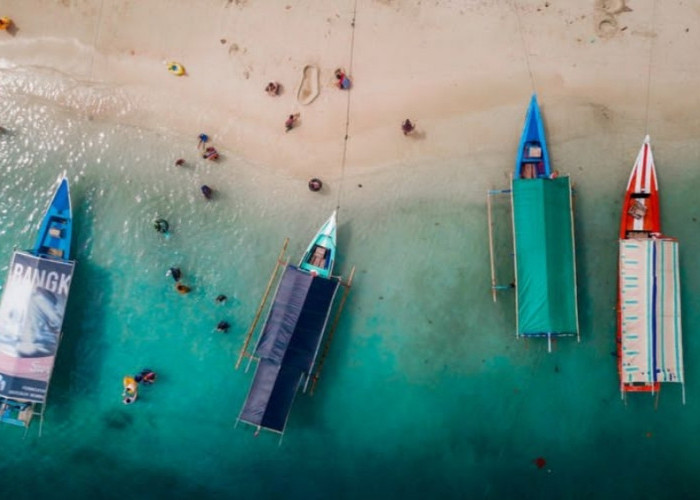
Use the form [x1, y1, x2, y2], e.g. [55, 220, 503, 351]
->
[487, 95, 579, 351]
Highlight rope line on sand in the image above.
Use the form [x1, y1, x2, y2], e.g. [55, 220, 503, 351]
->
[643, 0, 657, 135]
[336, 0, 358, 214]
[88, 0, 106, 81]
[512, 1, 536, 94]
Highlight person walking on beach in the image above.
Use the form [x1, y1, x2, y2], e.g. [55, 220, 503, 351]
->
[265, 82, 280, 96]
[402, 119, 415, 136]
[197, 133, 209, 149]
[285, 113, 299, 132]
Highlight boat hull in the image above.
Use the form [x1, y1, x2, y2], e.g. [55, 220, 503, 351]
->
[299, 211, 337, 278]
[515, 94, 551, 179]
[617, 136, 661, 394]
[33, 178, 72, 261]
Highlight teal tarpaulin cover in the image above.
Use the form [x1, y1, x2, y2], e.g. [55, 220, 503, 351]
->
[512, 177, 578, 337]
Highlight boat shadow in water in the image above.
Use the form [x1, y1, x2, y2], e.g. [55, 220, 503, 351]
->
[289, 220, 358, 431]
[47, 261, 111, 421]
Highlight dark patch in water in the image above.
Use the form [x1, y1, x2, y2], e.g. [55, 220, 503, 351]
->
[103, 410, 134, 430]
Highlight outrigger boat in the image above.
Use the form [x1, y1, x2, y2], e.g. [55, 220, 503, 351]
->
[487, 95, 579, 351]
[617, 136, 684, 402]
[0, 177, 76, 434]
[236, 212, 354, 441]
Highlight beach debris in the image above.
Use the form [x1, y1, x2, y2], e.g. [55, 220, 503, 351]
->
[533, 457, 547, 469]
[285, 113, 300, 132]
[297, 65, 320, 105]
[265, 81, 281, 96]
[402, 118, 415, 136]
[308, 178, 323, 192]
[166, 61, 186, 76]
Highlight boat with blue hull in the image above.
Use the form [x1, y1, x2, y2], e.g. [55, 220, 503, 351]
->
[487, 95, 579, 351]
[33, 177, 72, 260]
[0, 176, 76, 434]
[515, 94, 551, 180]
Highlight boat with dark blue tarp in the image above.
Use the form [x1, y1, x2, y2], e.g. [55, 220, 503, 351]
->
[236, 212, 353, 439]
[0, 177, 75, 434]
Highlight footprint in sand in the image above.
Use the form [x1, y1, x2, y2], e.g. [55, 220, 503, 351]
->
[297, 65, 320, 106]
[594, 0, 631, 39]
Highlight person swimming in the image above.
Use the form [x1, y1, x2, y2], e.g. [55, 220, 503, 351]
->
[216, 321, 230, 333]
[135, 369, 157, 385]
[202, 146, 219, 161]
[167, 267, 182, 282]
[201, 185, 213, 199]
[176, 283, 191, 294]
[154, 218, 169, 234]
[215, 294, 227, 303]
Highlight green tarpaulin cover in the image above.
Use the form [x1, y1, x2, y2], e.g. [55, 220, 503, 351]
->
[512, 177, 578, 337]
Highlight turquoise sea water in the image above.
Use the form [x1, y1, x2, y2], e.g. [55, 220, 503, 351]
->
[1, 68, 700, 499]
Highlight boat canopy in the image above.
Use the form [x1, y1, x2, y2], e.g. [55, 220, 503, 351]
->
[0, 251, 75, 403]
[619, 239, 684, 387]
[239, 265, 339, 434]
[512, 177, 578, 338]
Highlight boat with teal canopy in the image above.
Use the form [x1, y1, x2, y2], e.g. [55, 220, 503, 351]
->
[487, 95, 579, 351]
[0, 176, 76, 434]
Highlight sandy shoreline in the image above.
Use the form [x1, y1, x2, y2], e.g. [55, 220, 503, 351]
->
[2, 0, 700, 185]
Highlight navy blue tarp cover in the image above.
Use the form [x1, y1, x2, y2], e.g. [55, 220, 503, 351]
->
[240, 265, 339, 432]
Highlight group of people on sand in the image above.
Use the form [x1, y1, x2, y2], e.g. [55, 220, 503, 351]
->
[266, 69, 416, 139]
[122, 369, 157, 405]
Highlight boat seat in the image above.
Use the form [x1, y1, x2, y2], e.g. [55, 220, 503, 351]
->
[527, 146, 542, 158]
[49, 227, 62, 238]
[47, 248, 63, 257]
[309, 247, 326, 267]
[628, 200, 646, 220]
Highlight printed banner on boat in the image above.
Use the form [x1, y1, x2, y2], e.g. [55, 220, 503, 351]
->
[0, 251, 74, 402]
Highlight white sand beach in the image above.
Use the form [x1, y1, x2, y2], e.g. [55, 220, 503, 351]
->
[2, 0, 700, 184]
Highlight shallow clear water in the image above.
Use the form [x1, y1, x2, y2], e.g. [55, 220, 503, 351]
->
[1, 68, 699, 499]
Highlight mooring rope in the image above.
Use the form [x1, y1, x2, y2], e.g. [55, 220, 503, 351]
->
[643, 0, 657, 134]
[512, 0, 537, 94]
[335, 0, 358, 214]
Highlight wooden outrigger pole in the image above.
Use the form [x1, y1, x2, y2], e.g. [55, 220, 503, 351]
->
[487, 188, 513, 302]
[309, 266, 355, 396]
[235, 238, 289, 370]
[487, 190, 497, 302]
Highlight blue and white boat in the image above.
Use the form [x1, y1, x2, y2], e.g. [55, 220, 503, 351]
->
[0, 176, 76, 434]
[299, 211, 337, 279]
[514, 94, 551, 179]
[33, 177, 72, 260]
